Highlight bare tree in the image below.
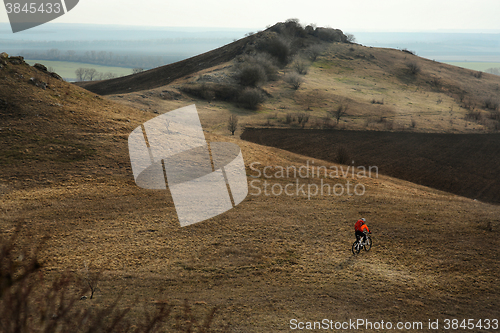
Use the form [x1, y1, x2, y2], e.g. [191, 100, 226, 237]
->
[228, 115, 238, 135]
[406, 61, 420, 75]
[329, 102, 349, 124]
[307, 44, 324, 62]
[83, 262, 99, 299]
[345, 33, 356, 43]
[84, 68, 98, 81]
[75, 67, 85, 81]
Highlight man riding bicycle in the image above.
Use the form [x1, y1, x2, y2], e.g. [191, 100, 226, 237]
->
[354, 218, 371, 245]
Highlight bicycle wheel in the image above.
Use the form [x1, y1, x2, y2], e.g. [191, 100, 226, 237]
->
[352, 241, 360, 254]
[364, 236, 372, 251]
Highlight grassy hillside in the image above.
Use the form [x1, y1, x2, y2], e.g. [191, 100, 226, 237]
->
[1, 32, 500, 331]
[99, 37, 500, 136]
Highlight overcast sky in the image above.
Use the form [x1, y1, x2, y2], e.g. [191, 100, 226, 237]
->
[1, 0, 500, 32]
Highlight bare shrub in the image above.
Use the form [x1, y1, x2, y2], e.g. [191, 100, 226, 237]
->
[238, 87, 265, 110]
[228, 114, 238, 135]
[401, 48, 416, 55]
[466, 110, 482, 122]
[237, 63, 267, 87]
[371, 98, 384, 105]
[345, 33, 356, 43]
[236, 53, 278, 81]
[410, 119, 417, 129]
[329, 102, 349, 124]
[429, 77, 442, 90]
[285, 72, 303, 90]
[132, 68, 144, 74]
[384, 120, 394, 130]
[484, 97, 499, 111]
[306, 44, 324, 62]
[472, 71, 483, 79]
[322, 117, 336, 129]
[257, 36, 291, 65]
[462, 98, 476, 111]
[301, 115, 309, 128]
[489, 110, 500, 121]
[180, 83, 239, 102]
[406, 61, 420, 75]
[292, 58, 309, 75]
[285, 113, 293, 124]
[335, 146, 350, 165]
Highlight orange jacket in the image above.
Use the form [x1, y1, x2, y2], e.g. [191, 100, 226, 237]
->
[355, 220, 370, 233]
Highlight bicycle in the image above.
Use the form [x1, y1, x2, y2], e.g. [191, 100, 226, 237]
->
[352, 233, 372, 254]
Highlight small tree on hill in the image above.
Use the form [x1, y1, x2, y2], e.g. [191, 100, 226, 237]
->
[228, 115, 238, 135]
[330, 102, 349, 124]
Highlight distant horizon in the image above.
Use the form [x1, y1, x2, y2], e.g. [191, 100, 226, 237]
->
[2, 0, 500, 32]
[1, 22, 500, 34]
[2, 22, 500, 64]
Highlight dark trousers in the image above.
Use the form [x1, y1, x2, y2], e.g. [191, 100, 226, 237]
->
[355, 230, 366, 242]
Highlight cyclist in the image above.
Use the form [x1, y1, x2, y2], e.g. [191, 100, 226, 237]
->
[354, 218, 371, 245]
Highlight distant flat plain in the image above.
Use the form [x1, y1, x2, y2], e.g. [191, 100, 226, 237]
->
[24, 59, 133, 81]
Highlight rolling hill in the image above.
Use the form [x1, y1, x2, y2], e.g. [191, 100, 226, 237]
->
[1, 23, 500, 331]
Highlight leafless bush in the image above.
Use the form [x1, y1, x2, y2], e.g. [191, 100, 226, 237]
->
[238, 87, 265, 110]
[489, 110, 500, 121]
[301, 115, 309, 128]
[82, 262, 99, 299]
[410, 119, 417, 129]
[462, 98, 476, 111]
[466, 110, 482, 121]
[429, 77, 442, 90]
[322, 117, 336, 129]
[406, 61, 420, 75]
[371, 98, 384, 105]
[329, 102, 349, 124]
[384, 120, 394, 130]
[345, 33, 356, 43]
[257, 36, 291, 65]
[236, 54, 279, 81]
[228, 114, 238, 135]
[285, 72, 303, 90]
[335, 146, 350, 165]
[180, 83, 239, 102]
[401, 48, 416, 55]
[306, 44, 324, 62]
[472, 71, 483, 79]
[297, 113, 310, 127]
[132, 68, 144, 74]
[483, 97, 499, 111]
[285, 113, 293, 124]
[292, 58, 309, 75]
[237, 63, 267, 87]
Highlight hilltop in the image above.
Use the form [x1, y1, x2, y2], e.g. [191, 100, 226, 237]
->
[74, 20, 500, 204]
[1, 25, 500, 331]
